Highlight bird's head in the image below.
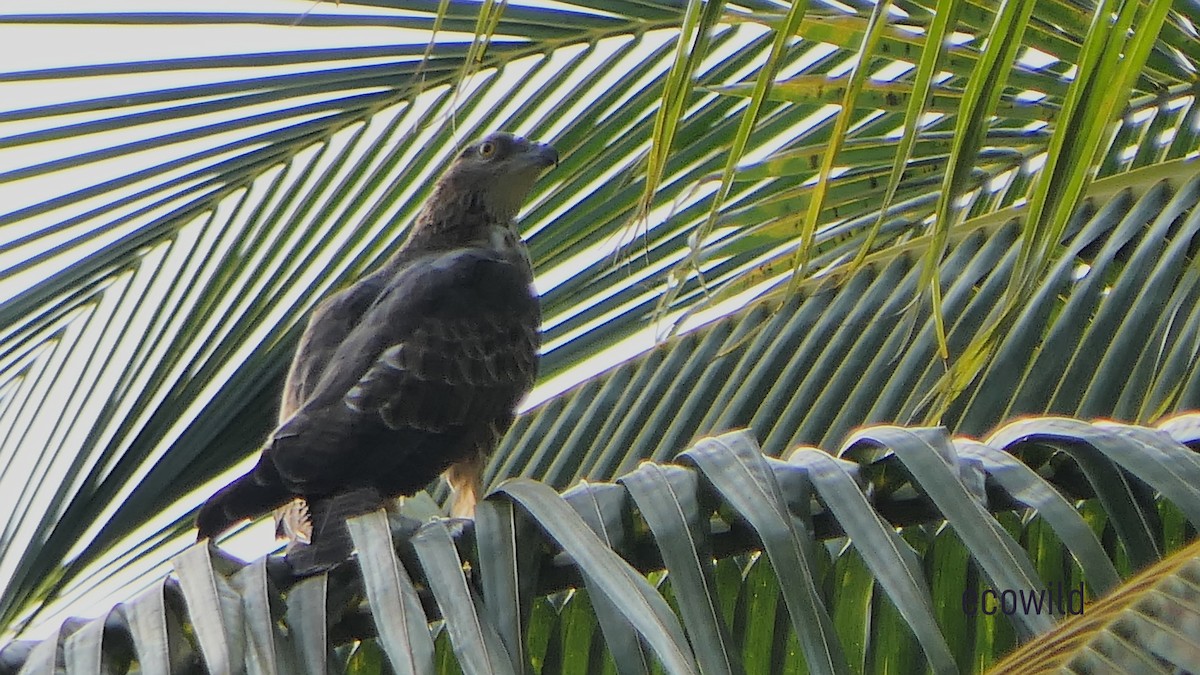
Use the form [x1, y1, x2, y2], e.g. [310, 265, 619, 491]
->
[434, 132, 558, 224]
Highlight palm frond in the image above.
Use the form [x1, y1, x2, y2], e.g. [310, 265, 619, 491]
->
[6, 415, 1200, 673]
[2, 0, 1200, 654]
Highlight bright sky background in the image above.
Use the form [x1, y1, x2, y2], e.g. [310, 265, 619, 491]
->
[0, 0, 786, 643]
[0, 0, 1091, 647]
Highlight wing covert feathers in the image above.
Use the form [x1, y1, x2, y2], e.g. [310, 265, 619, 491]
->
[198, 248, 538, 562]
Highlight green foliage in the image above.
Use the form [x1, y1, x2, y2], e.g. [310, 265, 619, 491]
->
[3, 0, 1200, 671]
[7, 418, 1200, 673]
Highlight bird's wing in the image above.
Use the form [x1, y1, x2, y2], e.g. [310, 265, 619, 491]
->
[274, 267, 393, 543]
[279, 271, 390, 419]
[267, 246, 540, 496]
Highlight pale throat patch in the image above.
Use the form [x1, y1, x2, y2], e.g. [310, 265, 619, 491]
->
[485, 224, 532, 271]
[487, 224, 521, 250]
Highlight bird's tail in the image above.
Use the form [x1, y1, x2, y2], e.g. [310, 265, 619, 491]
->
[195, 464, 292, 541]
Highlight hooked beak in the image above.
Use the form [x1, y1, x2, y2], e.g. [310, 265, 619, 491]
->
[530, 141, 559, 169]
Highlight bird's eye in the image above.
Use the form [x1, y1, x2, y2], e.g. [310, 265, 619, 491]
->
[478, 141, 497, 158]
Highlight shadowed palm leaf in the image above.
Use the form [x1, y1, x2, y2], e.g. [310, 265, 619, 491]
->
[1, 0, 1199, 672]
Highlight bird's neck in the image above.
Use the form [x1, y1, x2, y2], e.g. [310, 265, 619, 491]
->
[406, 185, 518, 247]
[403, 217, 519, 252]
[382, 187, 526, 273]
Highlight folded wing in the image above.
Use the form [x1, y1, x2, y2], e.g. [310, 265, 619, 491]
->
[195, 247, 539, 546]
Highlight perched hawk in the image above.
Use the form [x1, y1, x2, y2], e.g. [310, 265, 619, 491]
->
[196, 132, 555, 569]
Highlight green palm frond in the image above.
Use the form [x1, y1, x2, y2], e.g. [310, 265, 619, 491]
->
[6, 416, 1200, 673]
[490, 162, 1200, 500]
[2, 0, 1200, 668]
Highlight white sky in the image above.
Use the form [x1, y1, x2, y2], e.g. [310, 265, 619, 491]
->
[0, 0, 762, 643]
[0, 0, 1104, 648]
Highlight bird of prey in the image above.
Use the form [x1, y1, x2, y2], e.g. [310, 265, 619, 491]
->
[196, 132, 556, 569]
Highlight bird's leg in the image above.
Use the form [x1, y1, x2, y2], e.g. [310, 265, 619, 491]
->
[274, 499, 312, 550]
[445, 451, 486, 518]
[286, 487, 385, 575]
